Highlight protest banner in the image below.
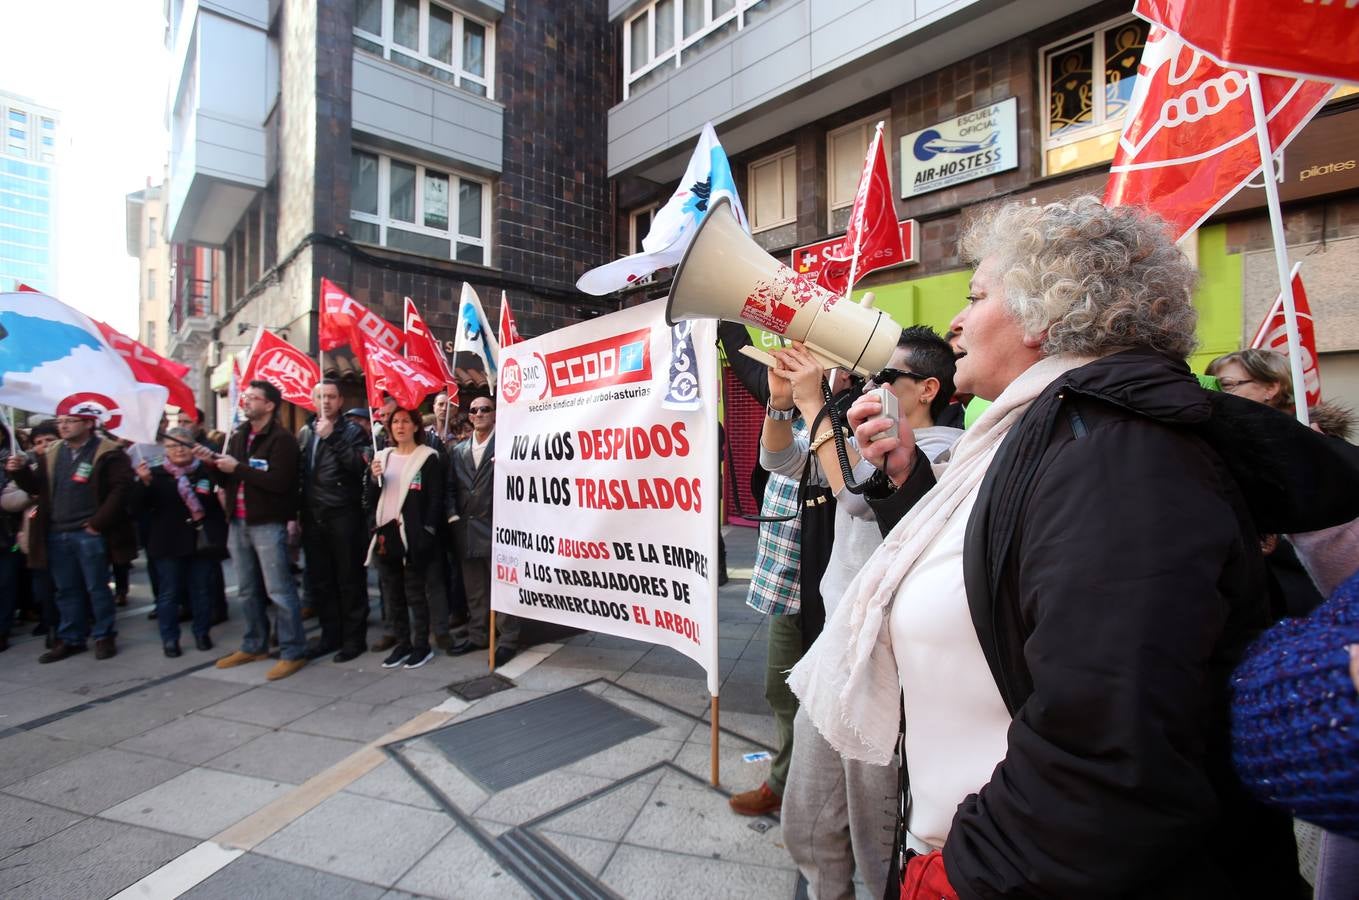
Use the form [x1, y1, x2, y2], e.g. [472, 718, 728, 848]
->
[491, 300, 721, 775]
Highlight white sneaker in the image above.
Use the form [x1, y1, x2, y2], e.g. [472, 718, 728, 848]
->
[404, 648, 435, 669]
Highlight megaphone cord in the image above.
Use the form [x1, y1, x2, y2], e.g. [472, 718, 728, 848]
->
[819, 379, 871, 495]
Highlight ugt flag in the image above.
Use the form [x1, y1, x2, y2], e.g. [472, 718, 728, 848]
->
[1250, 261, 1321, 408]
[576, 122, 748, 294]
[0, 291, 169, 443]
[817, 121, 905, 295]
[1104, 24, 1332, 241]
[454, 283, 499, 392]
[239, 328, 320, 412]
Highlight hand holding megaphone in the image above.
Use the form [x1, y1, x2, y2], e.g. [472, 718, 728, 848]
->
[667, 197, 903, 378]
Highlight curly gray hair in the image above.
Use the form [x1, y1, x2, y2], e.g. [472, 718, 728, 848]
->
[960, 196, 1199, 358]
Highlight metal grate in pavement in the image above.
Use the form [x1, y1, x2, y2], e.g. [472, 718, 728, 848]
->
[446, 672, 516, 701]
[425, 686, 659, 792]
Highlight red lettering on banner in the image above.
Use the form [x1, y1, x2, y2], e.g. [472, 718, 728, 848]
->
[543, 328, 651, 397]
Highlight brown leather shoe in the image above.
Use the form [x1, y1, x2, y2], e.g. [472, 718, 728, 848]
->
[266, 658, 307, 681]
[38, 641, 87, 664]
[215, 650, 270, 669]
[728, 782, 781, 816]
[94, 637, 117, 660]
[370, 635, 398, 652]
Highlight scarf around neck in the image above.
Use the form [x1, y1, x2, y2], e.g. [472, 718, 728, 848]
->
[787, 354, 1096, 764]
[163, 457, 205, 522]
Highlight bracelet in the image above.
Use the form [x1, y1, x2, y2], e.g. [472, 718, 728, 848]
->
[765, 404, 796, 421]
[809, 428, 846, 453]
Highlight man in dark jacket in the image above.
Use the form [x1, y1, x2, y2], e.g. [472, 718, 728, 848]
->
[201, 380, 307, 681]
[297, 379, 371, 663]
[446, 395, 517, 664]
[6, 412, 134, 662]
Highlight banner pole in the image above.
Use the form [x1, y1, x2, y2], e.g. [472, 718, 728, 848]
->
[3, 406, 16, 456]
[1247, 72, 1310, 426]
[488, 611, 497, 671]
[711, 694, 720, 787]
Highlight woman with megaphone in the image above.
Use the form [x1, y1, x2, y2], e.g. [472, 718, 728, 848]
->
[785, 196, 1359, 899]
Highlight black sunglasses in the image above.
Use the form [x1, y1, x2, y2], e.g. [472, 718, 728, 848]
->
[469, 407, 494, 414]
[870, 367, 930, 386]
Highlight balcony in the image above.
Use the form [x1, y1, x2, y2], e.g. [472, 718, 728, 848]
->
[166, 0, 273, 245]
[607, 0, 1091, 180]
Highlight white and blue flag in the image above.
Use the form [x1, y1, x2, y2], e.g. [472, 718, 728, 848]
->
[577, 122, 749, 295]
[454, 282, 500, 393]
[0, 291, 169, 443]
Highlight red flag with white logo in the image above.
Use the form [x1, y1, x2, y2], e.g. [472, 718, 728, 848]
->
[240, 329, 320, 412]
[1249, 261, 1321, 408]
[318, 278, 404, 354]
[356, 334, 443, 411]
[403, 296, 458, 410]
[1135, 0, 1359, 85]
[1104, 25, 1332, 241]
[498, 291, 522, 348]
[818, 122, 905, 295]
[92, 321, 198, 422]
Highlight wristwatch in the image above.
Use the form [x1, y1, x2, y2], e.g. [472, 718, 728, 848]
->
[765, 404, 796, 421]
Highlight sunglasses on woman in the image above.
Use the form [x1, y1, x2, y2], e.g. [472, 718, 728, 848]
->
[871, 367, 930, 386]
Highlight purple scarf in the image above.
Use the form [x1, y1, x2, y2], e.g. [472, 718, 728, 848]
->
[163, 457, 205, 521]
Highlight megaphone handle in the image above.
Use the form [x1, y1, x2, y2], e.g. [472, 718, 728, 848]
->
[738, 345, 777, 367]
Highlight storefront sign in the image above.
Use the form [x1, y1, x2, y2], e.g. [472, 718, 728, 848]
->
[900, 97, 1018, 198]
[790, 220, 919, 282]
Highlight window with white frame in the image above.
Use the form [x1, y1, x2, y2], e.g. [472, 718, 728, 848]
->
[147, 269, 156, 300]
[827, 114, 887, 226]
[349, 148, 492, 265]
[628, 203, 660, 254]
[1040, 15, 1148, 175]
[748, 148, 796, 232]
[623, 0, 782, 100]
[148, 218, 157, 247]
[353, 0, 494, 99]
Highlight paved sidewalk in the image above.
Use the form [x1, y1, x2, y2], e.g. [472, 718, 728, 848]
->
[0, 526, 802, 899]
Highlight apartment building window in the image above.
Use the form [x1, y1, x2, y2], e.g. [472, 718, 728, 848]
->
[827, 114, 887, 230]
[145, 322, 156, 348]
[628, 204, 660, 254]
[353, 0, 494, 99]
[1040, 16, 1148, 175]
[623, 0, 780, 100]
[148, 217, 157, 247]
[748, 149, 796, 232]
[350, 148, 491, 265]
[147, 269, 157, 300]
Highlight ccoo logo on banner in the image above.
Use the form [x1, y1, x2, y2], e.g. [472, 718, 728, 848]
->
[501, 328, 652, 405]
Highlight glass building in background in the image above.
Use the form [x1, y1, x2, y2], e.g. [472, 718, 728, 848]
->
[0, 91, 58, 294]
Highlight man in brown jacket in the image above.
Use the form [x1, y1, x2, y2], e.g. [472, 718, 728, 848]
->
[5, 413, 134, 662]
[201, 380, 306, 681]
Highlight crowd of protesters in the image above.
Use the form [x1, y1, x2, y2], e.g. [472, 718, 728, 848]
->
[0, 382, 517, 677]
[3, 195, 1359, 898]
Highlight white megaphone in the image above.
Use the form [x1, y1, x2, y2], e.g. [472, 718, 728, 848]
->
[666, 197, 901, 377]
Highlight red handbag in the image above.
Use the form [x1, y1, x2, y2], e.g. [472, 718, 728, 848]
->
[901, 850, 959, 900]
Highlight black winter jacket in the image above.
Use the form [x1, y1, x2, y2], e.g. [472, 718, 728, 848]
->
[869, 348, 1359, 899]
[297, 418, 369, 513]
[364, 446, 445, 567]
[129, 462, 228, 559]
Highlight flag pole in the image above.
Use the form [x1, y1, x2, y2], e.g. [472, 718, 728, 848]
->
[2, 406, 17, 456]
[488, 611, 497, 671]
[1247, 72, 1311, 426]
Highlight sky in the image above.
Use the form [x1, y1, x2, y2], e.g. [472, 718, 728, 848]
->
[0, 1, 169, 335]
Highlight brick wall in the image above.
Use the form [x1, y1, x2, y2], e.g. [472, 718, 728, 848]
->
[496, 0, 615, 297]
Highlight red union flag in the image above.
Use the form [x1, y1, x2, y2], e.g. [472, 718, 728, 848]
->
[318, 278, 403, 353]
[1104, 25, 1333, 241]
[357, 335, 443, 410]
[498, 291, 522, 348]
[240, 329, 320, 412]
[403, 297, 456, 384]
[1135, 0, 1359, 85]
[818, 122, 905, 294]
[93, 321, 198, 421]
[1250, 261, 1321, 408]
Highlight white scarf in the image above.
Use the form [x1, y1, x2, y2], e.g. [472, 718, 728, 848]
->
[787, 355, 1095, 764]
